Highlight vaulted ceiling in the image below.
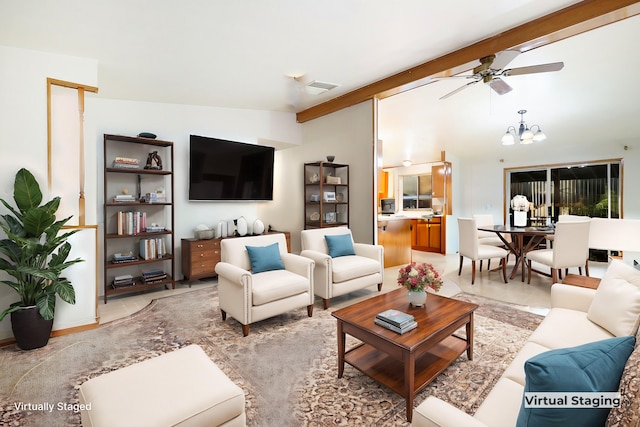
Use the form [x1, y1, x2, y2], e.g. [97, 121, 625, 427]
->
[378, 12, 640, 165]
[1, 0, 638, 164]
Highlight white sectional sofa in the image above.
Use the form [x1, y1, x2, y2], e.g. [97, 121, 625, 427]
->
[412, 260, 640, 427]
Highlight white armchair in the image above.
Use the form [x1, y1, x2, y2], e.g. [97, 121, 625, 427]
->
[214, 233, 314, 336]
[300, 227, 384, 309]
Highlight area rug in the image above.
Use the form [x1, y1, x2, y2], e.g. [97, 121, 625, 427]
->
[0, 287, 543, 426]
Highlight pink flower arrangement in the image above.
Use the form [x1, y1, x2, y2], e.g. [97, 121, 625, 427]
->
[397, 262, 443, 293]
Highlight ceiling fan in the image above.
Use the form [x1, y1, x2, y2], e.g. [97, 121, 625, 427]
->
[438, 50, 564, 100]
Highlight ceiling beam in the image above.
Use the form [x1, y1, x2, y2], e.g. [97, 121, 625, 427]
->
[296, 0, 640, 123]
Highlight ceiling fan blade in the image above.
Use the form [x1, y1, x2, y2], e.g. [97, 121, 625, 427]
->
[490, 50, 521, 71]
[489, 78, 512, 95]
[502, 62, 564, 76]
[439, 80, 478, 100]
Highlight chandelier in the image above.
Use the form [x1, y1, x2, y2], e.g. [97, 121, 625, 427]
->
[500, 109, 547, 145]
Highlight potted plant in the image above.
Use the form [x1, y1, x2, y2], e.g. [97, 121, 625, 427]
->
[0, 168, 83, 350]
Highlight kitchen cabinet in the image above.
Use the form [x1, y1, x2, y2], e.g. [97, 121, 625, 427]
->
[432, 162, 452, 214]
[377, 218, 412, 267]
[411, 217, 444, 253]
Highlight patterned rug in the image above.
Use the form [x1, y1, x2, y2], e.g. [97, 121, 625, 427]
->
[0, 287, 543, 426]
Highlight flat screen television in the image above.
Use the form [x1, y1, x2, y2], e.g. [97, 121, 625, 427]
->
[189, 135, 275, 201]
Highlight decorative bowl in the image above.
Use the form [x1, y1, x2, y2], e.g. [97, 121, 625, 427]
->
[326, 155, 335, 162]
[195, 229, 215, 239]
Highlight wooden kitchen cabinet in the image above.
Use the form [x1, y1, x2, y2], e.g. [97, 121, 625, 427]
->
[377, 219, 412, 267]
[411, 217, 444, 253]
[432, 162, 452, 214]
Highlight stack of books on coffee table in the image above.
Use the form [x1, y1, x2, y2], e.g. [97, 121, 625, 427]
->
[374, 309, 418, 334]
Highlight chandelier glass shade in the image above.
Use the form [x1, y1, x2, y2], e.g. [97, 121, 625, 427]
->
[501, 110, 547, 145]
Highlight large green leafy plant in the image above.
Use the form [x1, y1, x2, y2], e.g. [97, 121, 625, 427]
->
[0, 168, 83, 321]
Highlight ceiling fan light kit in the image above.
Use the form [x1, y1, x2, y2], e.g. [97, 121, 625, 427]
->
[501, 109, 547, 146]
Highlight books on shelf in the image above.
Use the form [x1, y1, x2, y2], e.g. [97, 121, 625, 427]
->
[112, 251, 138, 263]
[116, 211, 147, 235]
[139, 237, 167, 260]
[375, 309, 417, 334]
[142, 269, 167, 283]
[113, 194, 137, 203]
[112, 274, 135, 288]
[112, 157, 140, 169]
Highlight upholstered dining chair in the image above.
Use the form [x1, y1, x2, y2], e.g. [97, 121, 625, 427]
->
[214, 233, 314, 336]
[545, 214, 590, 248]
[526, 219, 591, 284]
[300, 226, 384, 309]
[473, 213, 511, 270]
[458, 217, 509, 285]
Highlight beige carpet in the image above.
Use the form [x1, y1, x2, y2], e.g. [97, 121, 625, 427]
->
[0, 286, 542, 426]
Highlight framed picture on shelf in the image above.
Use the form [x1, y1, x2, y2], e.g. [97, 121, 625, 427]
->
[324, 191, 336, 202]
[324, 212, 337, 223]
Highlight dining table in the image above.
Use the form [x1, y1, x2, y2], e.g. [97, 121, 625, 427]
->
[477, 224, 556, 281]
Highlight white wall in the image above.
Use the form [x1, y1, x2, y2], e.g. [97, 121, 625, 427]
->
[448, 140, 640, 254]
[458, 142, 640, 219]
[88, 98, 302, 282]
[0, 46, 304, 341]
[0, 46, 99, 340]
[260, 101, 376, 253]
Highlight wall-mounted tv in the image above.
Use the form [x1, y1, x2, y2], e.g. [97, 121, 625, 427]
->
[189, 135, 275, 201]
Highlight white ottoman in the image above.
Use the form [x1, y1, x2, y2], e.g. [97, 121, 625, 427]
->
[78, 344, 246, 427]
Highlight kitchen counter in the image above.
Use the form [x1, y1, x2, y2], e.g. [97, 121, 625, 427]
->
[378, 213, 444, 221]
[377, 213, 446, 266]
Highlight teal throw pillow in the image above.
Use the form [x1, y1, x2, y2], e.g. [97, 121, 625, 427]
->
[516, 336, 636, 427]
[245, 242, 285, 273]
[325, 234, 355, 258]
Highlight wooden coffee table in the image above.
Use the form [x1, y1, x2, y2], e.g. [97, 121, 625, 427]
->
[332, 288, 478, 422]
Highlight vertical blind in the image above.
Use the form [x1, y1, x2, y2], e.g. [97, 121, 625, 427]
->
[509, 162, 620, 220]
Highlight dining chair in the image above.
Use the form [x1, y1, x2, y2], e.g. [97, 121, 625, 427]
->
[458, 217, 509, 285]
[473, 214, 511, 271]
[545, 214, 590, 248]
[526, 219, 591, 284]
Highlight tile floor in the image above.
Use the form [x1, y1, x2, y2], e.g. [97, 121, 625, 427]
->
[98, 251, 608, 324]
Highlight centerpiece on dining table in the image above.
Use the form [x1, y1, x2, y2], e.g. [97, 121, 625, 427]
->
[397, 262, 443, 307]
[511, 195, 530, 227]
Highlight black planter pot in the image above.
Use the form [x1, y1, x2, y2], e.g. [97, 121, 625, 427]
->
[11, 306, 54, 350]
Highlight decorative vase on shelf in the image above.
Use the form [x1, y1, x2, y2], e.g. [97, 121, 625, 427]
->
[407, 290, 427, 307]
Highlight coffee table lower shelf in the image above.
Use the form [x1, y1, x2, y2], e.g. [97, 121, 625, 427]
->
[344, 334, 468, 397]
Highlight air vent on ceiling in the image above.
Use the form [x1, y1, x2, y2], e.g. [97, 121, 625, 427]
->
[305, 80, 339, 95]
